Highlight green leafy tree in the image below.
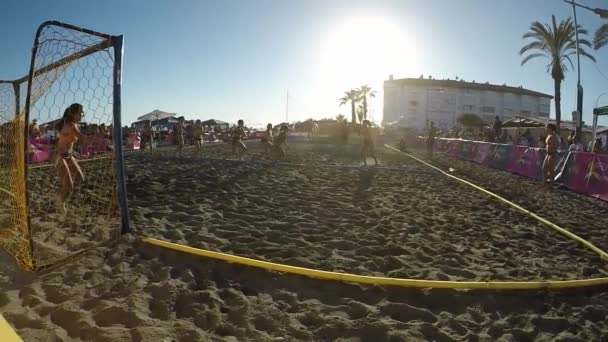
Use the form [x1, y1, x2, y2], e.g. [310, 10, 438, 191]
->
[457, 113, 483, 132]
[339, 89, 360, 125]
[356, 85, 377, 121]
[520, 15, 595, 135]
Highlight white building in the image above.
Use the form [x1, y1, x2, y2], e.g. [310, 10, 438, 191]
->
[383, 76, 552, 129]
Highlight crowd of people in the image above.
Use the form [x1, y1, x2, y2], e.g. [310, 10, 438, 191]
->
[431, 116, 606, 154]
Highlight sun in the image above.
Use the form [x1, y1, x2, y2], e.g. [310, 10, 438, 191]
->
[315, 16, 419, 116]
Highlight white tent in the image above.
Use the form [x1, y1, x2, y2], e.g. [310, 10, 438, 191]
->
[137, 109, 177, 122]
[592, 106, 608, 151]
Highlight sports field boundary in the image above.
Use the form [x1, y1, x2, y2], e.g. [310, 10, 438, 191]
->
[0, 314, 22, 342]
[144, 237, 608, 290]
[384, 144, 608, 262]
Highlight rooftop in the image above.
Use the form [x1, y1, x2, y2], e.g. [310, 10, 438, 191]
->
[385, 77, 553, 99]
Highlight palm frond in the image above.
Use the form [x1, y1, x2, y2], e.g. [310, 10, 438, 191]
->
[521, 52, 547, 65]
[594, 23, 608, 49]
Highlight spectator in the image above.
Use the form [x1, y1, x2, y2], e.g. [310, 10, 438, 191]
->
[537, 135, 546, 148]
[568, 135, 584, 152]
[593, 139, 603, 153]
[493, 116, 502, 138]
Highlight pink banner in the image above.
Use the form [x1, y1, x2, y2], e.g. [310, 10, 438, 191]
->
[81, 136, 108, 157]
[28, 138, 51, 163]
[506, 146, 541, 178]
[471, 143, 492, 164]
[566, 153, 608, 201]
[446, 140, 463, 157]
[127, 133, 140, 150]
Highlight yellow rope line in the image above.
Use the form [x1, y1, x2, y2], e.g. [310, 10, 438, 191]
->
[384, 144, 608, 262]
[144, 237, 608, 289]
[28, 155, 112, 170]
[0, 187, 15, 198]
[0, 314, 22, 342]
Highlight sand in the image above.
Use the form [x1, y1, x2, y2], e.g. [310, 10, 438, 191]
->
[0, 139, 607, 341]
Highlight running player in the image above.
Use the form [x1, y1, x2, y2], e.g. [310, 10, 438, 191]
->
[261, 123, 274, 156]
[273, 125, 289, 160]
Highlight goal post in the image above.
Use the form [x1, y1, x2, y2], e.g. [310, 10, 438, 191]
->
[0, 21, 130, 271]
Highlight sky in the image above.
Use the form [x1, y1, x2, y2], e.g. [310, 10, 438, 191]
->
[2, 0, 608, 128]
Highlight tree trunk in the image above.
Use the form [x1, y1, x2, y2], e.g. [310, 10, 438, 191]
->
[351, 101, 356, 124]
[363, 96, 368, 120]
[554, 78, 561, 136]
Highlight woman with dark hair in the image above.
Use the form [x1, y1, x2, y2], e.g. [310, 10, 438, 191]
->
[542, 123, 559, 186]
[231, 119, 247, 155]
[55, 103, 85, 213]
[272, 125, 289, 160]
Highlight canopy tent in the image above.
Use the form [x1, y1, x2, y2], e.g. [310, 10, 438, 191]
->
[137, 109, 177, 122]
[502, 116, 594, 133]
[201, 119, 228, 126]
[592, 106, 608, 151]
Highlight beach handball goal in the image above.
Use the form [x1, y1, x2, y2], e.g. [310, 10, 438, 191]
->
[0, 21, 129, 271]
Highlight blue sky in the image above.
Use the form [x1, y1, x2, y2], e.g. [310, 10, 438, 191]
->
[2, 0, 608, 127]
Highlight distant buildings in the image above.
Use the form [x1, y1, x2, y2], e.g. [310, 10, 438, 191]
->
[383, 76, 553, 129]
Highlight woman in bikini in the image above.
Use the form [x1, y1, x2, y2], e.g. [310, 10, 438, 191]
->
[175, 116, 185, 157]
[261, 123, 274, 156]
[231, 119, 247, 155]
[542, 123, 559, 185]
[55, 103, 86, 213]
[192, 120, 204, 153]
[272, 125, 289, 160]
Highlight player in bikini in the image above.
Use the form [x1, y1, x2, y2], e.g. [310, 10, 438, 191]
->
[55, 103, 86, 213]
[175, 116, 185, 157]
[193, 120, 204, 153]
[261, 123, 274, 156]
[141, 121, 154, 154]
[361, 120, 378, 166]
[542, 123, 559, 186]
[231, 119, 247, 156]
[272, 125, 289, 160]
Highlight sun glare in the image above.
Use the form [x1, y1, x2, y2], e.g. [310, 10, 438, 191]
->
[315, 16, 419, 115]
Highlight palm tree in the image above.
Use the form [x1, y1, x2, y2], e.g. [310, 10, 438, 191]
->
[357, 85, 377, 121]
[520, 15, 595, 135]
[594, 23, 608, 50]
[339, 89, 360, 125]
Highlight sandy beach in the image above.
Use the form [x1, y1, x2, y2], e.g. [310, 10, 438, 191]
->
[1, 140, 608, 341]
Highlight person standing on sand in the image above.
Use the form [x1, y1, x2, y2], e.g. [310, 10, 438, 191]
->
[426, 121, 437, 159]
[272, 125, 289, 160]
[232, 119, 247, 156]
[175, 116, 185, 157]
[141, 121, 154, 154]
[543, 123, 559, 185]
[192, 120, 204, 153]
[55, 103, 86, 213]
[361, 120, 378, 166]
[261, 123, 274, 156]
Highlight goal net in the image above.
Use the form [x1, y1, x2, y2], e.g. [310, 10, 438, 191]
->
[0, 21, 128, 271]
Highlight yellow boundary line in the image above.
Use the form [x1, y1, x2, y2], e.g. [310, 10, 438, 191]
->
[144, 237, 608, 289]
[0, 187, 15, 198]
[384, 144, 608, 262]
[0, 314, 22, 342]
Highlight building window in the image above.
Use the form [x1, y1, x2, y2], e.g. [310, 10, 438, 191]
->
[481, 106, 495, 114]
[539, 112, 549, 117]
[462, 104, 474, 111]
[521, 110, 531, 116]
